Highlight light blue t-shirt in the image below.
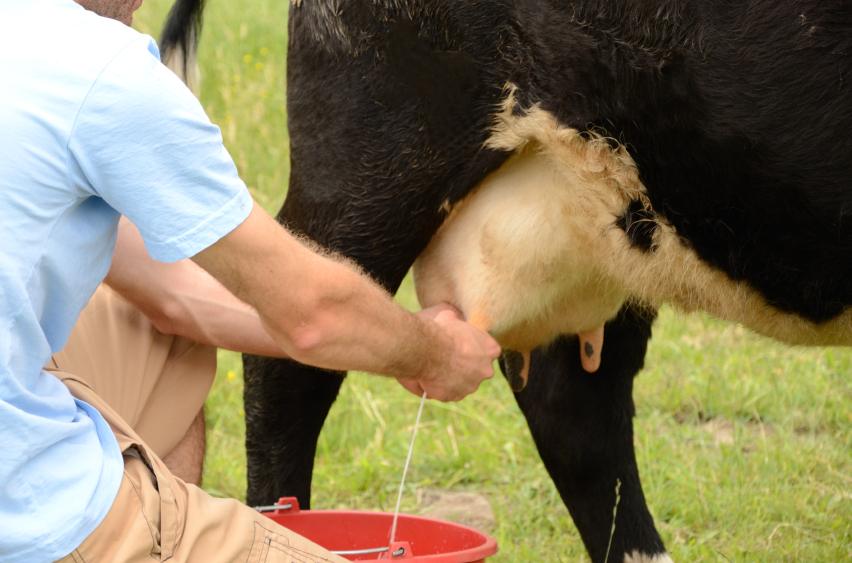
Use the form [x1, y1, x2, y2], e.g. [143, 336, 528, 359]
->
[0, 1, 253, 560]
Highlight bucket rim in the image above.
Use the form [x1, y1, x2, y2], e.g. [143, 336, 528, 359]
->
[264, 504, 498, 562]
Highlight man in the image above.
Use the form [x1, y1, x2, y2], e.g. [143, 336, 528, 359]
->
[0, 1, 500, 562]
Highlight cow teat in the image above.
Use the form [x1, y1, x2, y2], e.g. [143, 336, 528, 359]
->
[578, 326, 604, 373]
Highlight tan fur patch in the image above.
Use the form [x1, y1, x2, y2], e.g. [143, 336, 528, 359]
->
[414, 147, 627, 351]
[413, 85, 851, 349]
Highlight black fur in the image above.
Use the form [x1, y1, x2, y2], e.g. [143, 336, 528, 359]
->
[616, 199, 659, 252]
[499, 350, 527, 391]
[515, 306, 663, 561]
[161, 1, 852, 561]
[516, 1, 852, 322]
[244, 0, 513, 509]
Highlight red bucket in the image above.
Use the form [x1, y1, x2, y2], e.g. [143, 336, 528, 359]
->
[260, 497, 498, 562]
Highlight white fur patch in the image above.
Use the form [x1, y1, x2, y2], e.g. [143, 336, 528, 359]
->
[624, 551, 674, 563]
[413, 86, 852, 348]
[162, 44, 200, 95]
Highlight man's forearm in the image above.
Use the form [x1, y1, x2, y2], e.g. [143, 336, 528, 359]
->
[266, 255, 450, 379]
[142, 278, 287, 357]
[192, 202, 447, 380]
[106, 219, 287, 357]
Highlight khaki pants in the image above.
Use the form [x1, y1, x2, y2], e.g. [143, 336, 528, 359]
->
[51, 285, 215, 458]
[50, 287, 345, 562]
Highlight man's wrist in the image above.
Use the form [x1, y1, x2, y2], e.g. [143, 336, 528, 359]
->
[396, 314, 449, 383]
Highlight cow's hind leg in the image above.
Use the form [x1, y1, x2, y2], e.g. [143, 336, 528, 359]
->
[513, 306, 668, 562]
[242, 355, 344, 507]
[243, 285, 411, 508]
[242, 182, 449, 508]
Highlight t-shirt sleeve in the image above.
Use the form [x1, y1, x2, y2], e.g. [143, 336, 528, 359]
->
[67, 35, 253, 263]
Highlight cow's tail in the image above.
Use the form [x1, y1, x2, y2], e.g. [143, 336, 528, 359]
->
[160, 0, 207, 92]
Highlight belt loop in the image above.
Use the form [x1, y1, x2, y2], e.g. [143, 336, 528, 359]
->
[154, 464, 179, 560]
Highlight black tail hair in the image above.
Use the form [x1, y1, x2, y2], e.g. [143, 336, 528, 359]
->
[160, 0, 207, 86]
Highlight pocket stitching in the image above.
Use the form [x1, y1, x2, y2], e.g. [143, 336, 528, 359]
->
[247, 520, 337, 563]
[245, 522, 260, 563]
[261, 522, 335, 563]
[267, 540, 322, 563]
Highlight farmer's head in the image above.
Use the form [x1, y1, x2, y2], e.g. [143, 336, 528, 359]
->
[75, 0, 143, 25]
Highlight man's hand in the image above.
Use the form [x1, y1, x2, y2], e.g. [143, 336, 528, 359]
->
[396, 305, 500, 401]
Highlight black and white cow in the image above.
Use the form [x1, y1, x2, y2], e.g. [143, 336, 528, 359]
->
[162, 1, 852, 561]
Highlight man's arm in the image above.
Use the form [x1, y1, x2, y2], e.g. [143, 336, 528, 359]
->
[105, 218, 286, 357]
[192, 202, 500, 401]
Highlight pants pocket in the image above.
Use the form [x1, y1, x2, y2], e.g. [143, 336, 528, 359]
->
[245, 521, 338, 563]
[69, 453, 162, 562]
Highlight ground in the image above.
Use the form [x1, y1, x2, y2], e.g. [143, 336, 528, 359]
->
[135, 2, 851, 560]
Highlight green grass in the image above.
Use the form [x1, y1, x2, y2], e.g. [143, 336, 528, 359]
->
[136, 2, 851, 560]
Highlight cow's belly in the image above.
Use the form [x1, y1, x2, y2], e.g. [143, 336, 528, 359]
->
[414, 91, 852, 350]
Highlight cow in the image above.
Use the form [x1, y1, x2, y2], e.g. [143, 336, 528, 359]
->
[161, 1, 852, 561]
